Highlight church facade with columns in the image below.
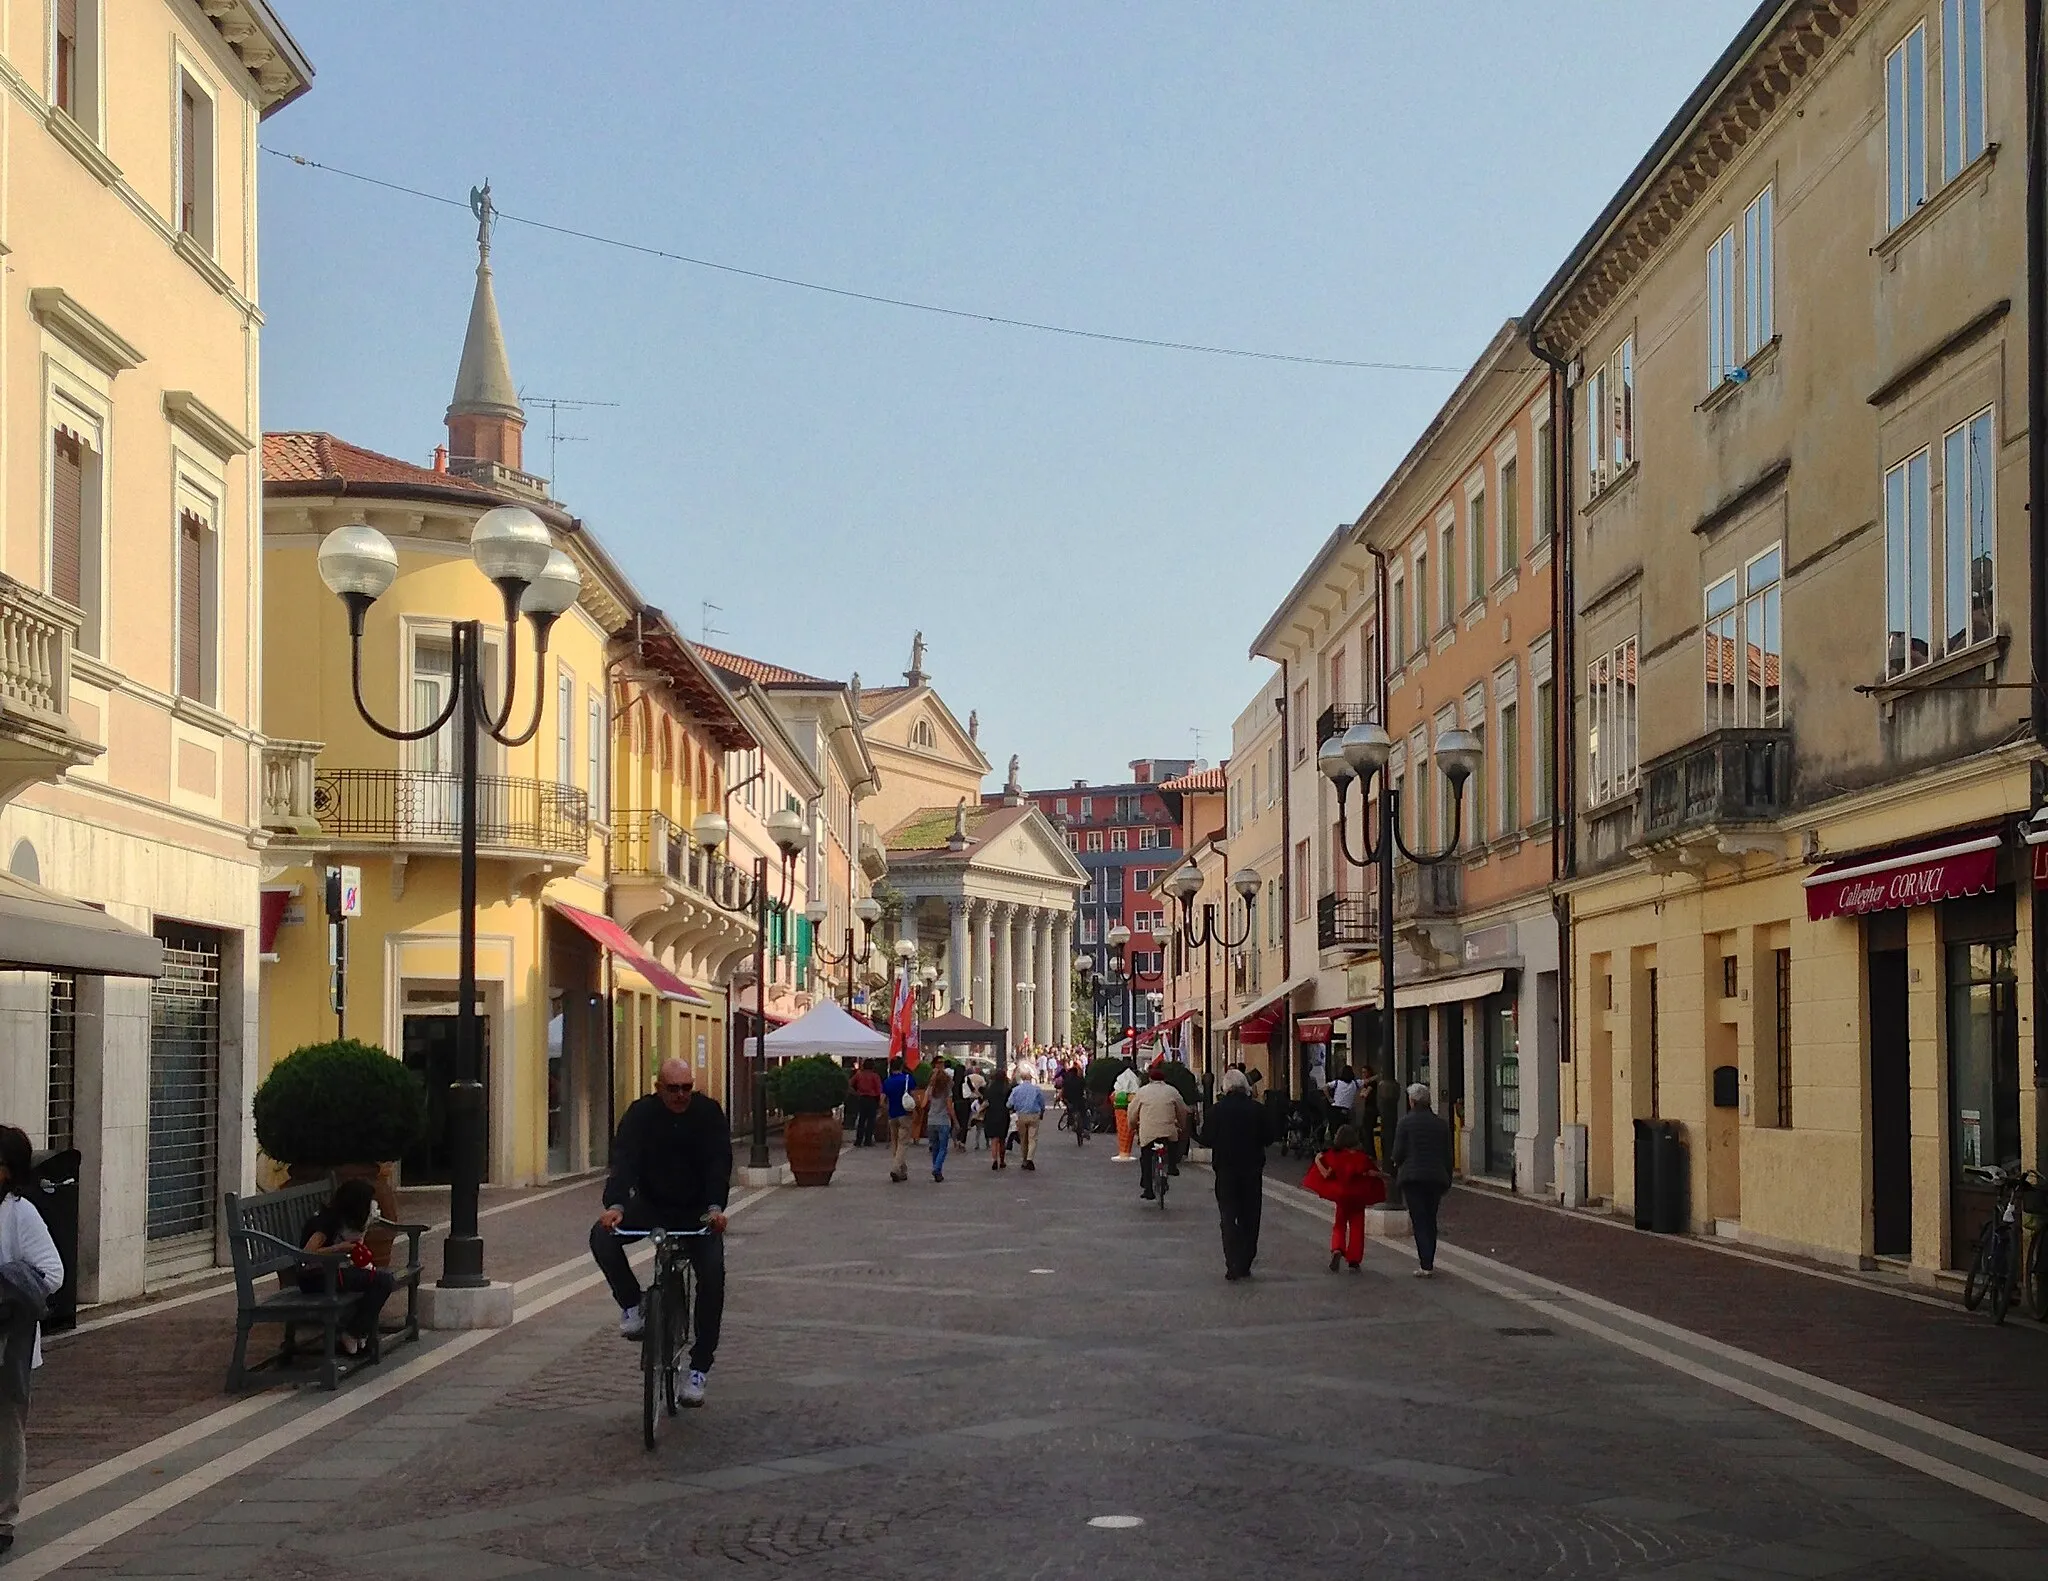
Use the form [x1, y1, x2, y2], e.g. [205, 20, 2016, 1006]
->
[881, 773, 1086, 1048]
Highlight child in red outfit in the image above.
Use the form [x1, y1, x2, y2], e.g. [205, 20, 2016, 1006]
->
[1306, 1125, 1384, 1272]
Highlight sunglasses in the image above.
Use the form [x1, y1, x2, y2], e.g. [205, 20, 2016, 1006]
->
[661, 1082, 695, 1095]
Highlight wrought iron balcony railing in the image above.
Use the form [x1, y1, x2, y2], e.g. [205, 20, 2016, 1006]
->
[1639, 727, 1791, 843]
[310, 770, 588, 858]
[612, 809, 696, 886]
[260, 740, 324, 836]
[1317, 891, 1376, 952]
[1315, 703, 1372, 752]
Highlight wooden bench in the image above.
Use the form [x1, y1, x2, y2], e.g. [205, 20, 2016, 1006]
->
[222, 1178, 428, 1392]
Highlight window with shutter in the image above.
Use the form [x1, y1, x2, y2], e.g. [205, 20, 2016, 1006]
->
[55, 0, 79, 113]
[51, 429, 85, 609]
[178, 511, 206, 701]
[179, 88, 199, 235]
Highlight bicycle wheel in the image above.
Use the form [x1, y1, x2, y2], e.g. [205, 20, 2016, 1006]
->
[640, 1279, 665, 1450]
[673, 1264, 697, 1410]
[1157, 1154, 1169, 1209]
[1989, 1230, 2015, 1325]
[661, 1269, 686, 1415]
[1964, 1221, 1998, 1310]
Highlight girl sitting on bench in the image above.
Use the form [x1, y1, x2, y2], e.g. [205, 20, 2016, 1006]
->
[298, 1179, 395, 1357]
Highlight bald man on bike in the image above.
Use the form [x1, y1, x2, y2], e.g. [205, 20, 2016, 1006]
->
[591, 1058, 731, 1405]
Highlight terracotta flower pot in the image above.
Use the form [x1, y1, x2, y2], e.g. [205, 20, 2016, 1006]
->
[783, 1112, 844, 1186]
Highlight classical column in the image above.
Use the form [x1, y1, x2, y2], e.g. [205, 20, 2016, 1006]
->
[992, 903, 1014, 1034]
[1052, 913, 1073, 1045]
[971, 900, 993, 1024]
[1035, 911, 1055, 1047]
[947, 898, 970, 1015]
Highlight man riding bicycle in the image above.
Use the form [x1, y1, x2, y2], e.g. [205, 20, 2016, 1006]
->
[1128, 1060, 1189, 1201]
[1060, 1062, 1089, 1138]
[590, 1057, 731, 1407]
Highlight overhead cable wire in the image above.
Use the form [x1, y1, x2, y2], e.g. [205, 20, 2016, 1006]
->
[262, 147, 1466, 374]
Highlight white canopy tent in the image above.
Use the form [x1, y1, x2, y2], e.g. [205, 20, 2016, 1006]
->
[757, 998, 892, 1061]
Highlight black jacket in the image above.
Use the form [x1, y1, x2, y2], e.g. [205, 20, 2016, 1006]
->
[1198, 1092, 1273, 1174]
[603, 1093, 733, 1223]
[1391, 1106, 1453, 1189]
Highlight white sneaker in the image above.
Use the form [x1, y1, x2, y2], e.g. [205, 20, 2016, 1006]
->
[681, 1369, 707, 1407]
[619, 1303, 645, 1339]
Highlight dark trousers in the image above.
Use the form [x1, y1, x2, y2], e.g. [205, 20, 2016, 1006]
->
[297, 1265, 396, 1340]
[1140, 1140, 1175, 1195]
[852, 1096, 880, 1146]
[1214, 1167, 1264, 1276]
[1404, 1181, 1446, 1271]
[589, 1209, 728, 1373]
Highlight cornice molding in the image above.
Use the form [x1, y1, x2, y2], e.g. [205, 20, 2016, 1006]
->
[28, 288, 144, 375]
[163, 391, 253, 459]
[1541, 0, 1865, 353]
[44, 105, 122, 187]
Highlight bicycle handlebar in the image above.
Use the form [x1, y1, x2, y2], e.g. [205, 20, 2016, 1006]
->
[610, 1225, 715, 1240]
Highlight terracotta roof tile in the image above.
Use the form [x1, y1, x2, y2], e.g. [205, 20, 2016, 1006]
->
[857, 685, 913, 719]
[263, 431, 575, 527]
[1159, 766, 1226, 792]
[695, 644, 835, 689]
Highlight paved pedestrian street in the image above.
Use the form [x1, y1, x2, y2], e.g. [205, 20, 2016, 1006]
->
[15, 1146, 2048, 1581]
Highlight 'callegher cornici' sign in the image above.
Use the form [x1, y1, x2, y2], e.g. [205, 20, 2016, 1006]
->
[1804, 838, 1999, 922]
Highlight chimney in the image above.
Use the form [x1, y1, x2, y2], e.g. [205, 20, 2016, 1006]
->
[433, 444, 448, 473]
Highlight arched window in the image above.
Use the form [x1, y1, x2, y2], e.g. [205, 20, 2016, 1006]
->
[912, 717, 936, 750]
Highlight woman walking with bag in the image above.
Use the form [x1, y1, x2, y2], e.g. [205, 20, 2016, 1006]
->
[0, 1124, 65, 1555]
[921, 1062, 955, 1182]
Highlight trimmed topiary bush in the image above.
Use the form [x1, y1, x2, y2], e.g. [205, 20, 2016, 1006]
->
[765, 1055, 852, 1115]
[1157, 1061, 1200, 1108]
[1084, 1056, 1128, 1097]
[253, 1039, 428, 1166]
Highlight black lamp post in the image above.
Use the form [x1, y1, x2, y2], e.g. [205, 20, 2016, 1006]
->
[316, 507, 583, 1293]
[1317, 549, 1481, 1093]
[690, 804, 807, 1171]
[1166, 860, 1261, 1096]
[807, 894, 882, 1007]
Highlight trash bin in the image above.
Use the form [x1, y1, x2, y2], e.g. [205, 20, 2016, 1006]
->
[1631, 1118, 1656, 1230]
[28, 1148, 81, 1331]
[1650, 1123, 1689, 1235]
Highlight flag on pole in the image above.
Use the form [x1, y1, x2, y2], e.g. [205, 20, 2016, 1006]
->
[887, 968, 921, 1069]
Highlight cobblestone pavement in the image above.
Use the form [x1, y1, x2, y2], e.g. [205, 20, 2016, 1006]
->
[1437, 1186, 2048, 1457]
[19, 1139, 2048, 1580]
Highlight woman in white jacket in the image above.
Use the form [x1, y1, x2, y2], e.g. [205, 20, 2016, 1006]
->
[0, 1125, 64, 1556]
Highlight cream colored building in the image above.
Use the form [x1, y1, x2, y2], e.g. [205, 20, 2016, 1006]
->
[1528, 0, 2035, 1273]
[856, 635, 989, 838]
[1217, 675, 1292, 1084]
[0, 0, 310, 1298]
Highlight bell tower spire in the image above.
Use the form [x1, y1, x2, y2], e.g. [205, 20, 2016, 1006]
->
[446, 181, 526, 473]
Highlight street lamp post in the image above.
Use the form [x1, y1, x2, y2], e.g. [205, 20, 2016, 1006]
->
[1317, 548, 1480, 1094]
[691, 805, 808, 1171]
[806, 895, 883, 1008]
[316, 508, 583, 1293]
[1166, 862, 1261, 1097]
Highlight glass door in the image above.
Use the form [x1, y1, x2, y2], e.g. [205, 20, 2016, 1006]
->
[1946, 937, 2018, 1265]
[408, 635, 459, 839]
[1487, 994, 1520, 1177]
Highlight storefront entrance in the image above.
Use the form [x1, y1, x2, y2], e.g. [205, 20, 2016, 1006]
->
[1942, 892, 2018, 1268]
[401, 1010, 492, 1185]
[1483, 992, 1520, 1179]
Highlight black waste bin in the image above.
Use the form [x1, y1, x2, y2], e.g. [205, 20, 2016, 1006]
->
[1631, 1118, 1656, 1230]
[1650, 1123, 1689, 1235]
[29, 1148, 81, 1331]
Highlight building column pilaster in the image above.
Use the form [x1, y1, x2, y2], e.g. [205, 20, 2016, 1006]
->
[947, 898, 970, 1015]
[1035, 911, 1055, 1047]
[971, 900, 993, 1023]
[992, 903, 1014, 1035]
[1053, 913, 1073, 1046]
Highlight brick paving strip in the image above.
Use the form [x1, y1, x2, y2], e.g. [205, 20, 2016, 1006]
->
[16, 1143, 2048, 1580]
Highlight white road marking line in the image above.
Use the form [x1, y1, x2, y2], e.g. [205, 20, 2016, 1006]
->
[1263, 1175, 2048, 1522]
[15, 1187, 770, 1556]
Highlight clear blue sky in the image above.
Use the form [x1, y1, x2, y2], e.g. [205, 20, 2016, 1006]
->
[260, 1, 1757, 789]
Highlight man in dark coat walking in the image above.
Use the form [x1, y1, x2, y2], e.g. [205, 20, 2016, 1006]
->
[1197, 1067, 1275, 1281]
[1390, 1083, 1454, 1276]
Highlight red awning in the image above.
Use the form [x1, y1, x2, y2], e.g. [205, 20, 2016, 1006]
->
[550, 902, 711, 1006]
[1803, 833, 2002, 922]
[258, 888, 292, 958]
[1139, 1009, 1195, 1045]
[1236, 1003, 1285, 1045]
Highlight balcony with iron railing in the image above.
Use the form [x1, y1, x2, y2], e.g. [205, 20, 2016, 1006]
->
[1315, 703, 1372, 752]
[1317, 891, 1377, 953]
[0, 574, 97, 805]
[306, 770, 589, 859]
[612, 809, 698, 887]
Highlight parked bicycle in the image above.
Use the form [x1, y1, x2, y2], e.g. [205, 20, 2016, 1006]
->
[614, 1224, 711, 1447]
[1961, 1163, 2043, 1326]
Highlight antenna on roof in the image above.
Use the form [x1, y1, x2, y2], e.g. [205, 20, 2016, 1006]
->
[1190, 727, 1206, 764]
[520, 393, 620, 491]
[700, 602, 726, 644]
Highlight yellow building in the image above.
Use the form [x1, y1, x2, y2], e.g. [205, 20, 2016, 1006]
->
[1528, 0, 2037, 1275]
[855, 635, 989, 837]
[261, 210, 753, 1184]
[0, 0, 311, 1298]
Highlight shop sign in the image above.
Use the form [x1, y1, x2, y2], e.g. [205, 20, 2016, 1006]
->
[2033, 842, 2048, 889]
[1803, 836, 1999, 921]
[1296, 1017, 1333, 1044]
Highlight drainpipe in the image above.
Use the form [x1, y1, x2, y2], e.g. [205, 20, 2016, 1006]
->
[1275, 660, 1293, 1094]
[2028, 0, 2047, 1109]
[1528, 333, 1577, 1181]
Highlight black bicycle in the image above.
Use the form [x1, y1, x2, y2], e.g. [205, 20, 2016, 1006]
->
[1058, 1094, 1090, 1144]
[616, 1225, 711, 1448]
[1961, 1163, 2041, 1326]
[1148, 1137, 1171, 1209]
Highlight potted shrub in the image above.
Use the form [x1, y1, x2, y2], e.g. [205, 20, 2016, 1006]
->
[766, 1056, 852, 1185]
[253, 1039, 429, 1262]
